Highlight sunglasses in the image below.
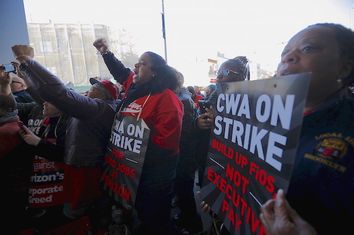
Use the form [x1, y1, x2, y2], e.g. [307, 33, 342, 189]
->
[216, 69, 240, 78]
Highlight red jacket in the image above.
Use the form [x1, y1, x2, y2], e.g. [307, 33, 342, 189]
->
[0, 118, 22, 158]
[102, 52, 184, 214]
[193, 94, 204, 108]
[121, 74, 183, 154]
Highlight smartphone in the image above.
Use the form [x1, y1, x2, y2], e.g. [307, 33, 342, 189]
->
[0, 63, 16, 73]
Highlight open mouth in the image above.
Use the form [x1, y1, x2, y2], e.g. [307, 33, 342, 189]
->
[279, 70, 296, 76]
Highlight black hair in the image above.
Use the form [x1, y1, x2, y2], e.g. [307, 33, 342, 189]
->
[223, 56, 250, 81]
[309, 23, 354, 86]
[143, 51, 179, 92]
[187, 86, 196, 96]
[0, 94, 16, 116]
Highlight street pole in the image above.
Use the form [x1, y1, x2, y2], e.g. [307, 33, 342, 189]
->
[161, 0, 168, 62]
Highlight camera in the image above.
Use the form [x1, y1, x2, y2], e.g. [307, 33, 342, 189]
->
[0, 63, 16, 73]
[198, 100, 212, 114]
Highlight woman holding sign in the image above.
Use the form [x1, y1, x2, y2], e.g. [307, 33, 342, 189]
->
[195, 56, 250, 186]
[261, 23, 354, 235]
[19, 101, 70, 232]
[195, 56, 250, 235]
[94, 39, 183, 235]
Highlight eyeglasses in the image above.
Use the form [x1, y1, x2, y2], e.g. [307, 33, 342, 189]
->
[216, 69, 240, 79]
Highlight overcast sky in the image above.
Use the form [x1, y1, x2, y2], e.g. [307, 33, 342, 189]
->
[24, 0, 354, 86]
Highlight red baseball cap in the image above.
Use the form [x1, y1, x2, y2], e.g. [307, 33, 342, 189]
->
[89, 77, 118, 100]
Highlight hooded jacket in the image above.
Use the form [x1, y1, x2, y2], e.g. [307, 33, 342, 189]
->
[102, 52, 183, 191]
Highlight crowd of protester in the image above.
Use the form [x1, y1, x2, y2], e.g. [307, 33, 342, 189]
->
[0, 22, 353, 235]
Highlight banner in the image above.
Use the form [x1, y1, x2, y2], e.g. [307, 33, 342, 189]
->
[102, 115, 150, 208]
[28, 155, 65, 208]
[199, 73, 311, 235]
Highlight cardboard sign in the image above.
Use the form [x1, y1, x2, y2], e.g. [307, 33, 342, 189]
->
[199, 73, 311, 235]
[102, 115, 150, 208]
[28, 155, 65, 208]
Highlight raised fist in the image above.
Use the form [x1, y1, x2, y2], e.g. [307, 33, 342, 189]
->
[11, 45, 34, 62]
[93, 38, 109, 54]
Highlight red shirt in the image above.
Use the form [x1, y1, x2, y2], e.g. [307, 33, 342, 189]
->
[193, 94, 204, 108]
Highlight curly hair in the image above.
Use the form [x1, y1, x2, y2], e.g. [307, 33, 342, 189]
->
[187, 86, 196, 96]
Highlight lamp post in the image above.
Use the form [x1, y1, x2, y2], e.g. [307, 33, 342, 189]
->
[161, 0, 167, 62]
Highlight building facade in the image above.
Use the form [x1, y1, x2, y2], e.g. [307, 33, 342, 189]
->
[28, 22, 121, 85]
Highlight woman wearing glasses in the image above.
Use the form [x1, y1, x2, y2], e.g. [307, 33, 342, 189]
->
[216, 56, 250, 83]
[195, 56, 250, 176]
[194, 57, 250, 234]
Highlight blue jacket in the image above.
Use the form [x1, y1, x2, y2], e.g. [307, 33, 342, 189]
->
[287, 89, 354, 235]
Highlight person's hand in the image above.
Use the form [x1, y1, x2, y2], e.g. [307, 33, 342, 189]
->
[11, 61, 22, 75]
[93, 38, 109, 54]
[11, 61, 32, 87]
[260, 189, 318, 235]
[197, 108, 214, 130]
[0, 68, 12, 95]
[195, 190, 212, 213]
[200, 200, 212, 213]
[0, 68, 12, 86]
[11, 45, 34, 63]
[19, 124, 41, 146]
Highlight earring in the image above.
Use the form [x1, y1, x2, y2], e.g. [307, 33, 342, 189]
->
[337, 78, 342, 83]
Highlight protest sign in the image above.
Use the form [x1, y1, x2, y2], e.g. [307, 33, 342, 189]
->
[28, 137, 65, 208]
[102, 115, 150, 208]
[200, 73, 310, 235]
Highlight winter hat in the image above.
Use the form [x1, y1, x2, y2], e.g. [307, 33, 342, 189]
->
[89, 77, 118, 100]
